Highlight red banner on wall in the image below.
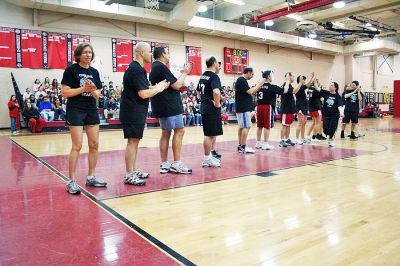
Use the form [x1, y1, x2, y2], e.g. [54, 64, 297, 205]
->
[115, 39, 133, 72]
[67, 34, 90, 65]
[47, 32, 67, 69]
[186, 46, 202, 76]
[21, 29, 43, 69]
[0, 27, 16, 68]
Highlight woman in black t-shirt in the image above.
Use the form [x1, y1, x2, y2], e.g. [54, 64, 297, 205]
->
[320, 82, 343, 148]
[61, 43, 107, 195]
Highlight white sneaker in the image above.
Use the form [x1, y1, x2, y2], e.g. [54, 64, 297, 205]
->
[202, 156, 221, 167]
[311, 137, 321, 142]
[297, 139, 304, 145]
[160, 161, 171, 174]
[170, 161, 193, 174]
[244, 146, 255, 153]
[292, 139, 298, 144]
[255, 141, 263, 149]
[328, 140, 335, 148]
[303, 137, 311, 144]
[262, 143, 274, 150]
[12, 131, 17, 136]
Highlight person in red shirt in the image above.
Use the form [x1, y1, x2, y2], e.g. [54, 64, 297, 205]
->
[8, 95, 19, 135]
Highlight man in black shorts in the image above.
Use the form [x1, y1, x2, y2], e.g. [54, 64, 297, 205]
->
[197, 56, 223, 167]
[235, 67, 266, 153]
[341, 80, 362, 140]
[149, 47, 193, 174]
[120, 42, 169, 186]
[279, 72, 297, 147]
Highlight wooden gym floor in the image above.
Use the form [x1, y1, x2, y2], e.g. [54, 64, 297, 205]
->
[1, 118, 400, 265]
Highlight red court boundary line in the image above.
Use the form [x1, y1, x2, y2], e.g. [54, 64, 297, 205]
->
[9, 137, 195, 266]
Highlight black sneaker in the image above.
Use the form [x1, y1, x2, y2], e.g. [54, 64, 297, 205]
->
[350, 132, 358, 140]
[211, 150, 222, 159]
[238, 145, 245, 153]
[319, 134, 327, 140]
[286, 139, 296, 146]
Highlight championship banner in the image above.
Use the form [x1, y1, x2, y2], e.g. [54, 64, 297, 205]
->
[67, 34, 90, 65]
[112, 38, 134, 72]
[186, 46, 202, 76]
[0, 27, 17, 68]
[21, 29, 43, 69]
[47, 32, 67, 69]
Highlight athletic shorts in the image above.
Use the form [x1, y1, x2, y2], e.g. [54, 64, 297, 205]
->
[257, 105, 274, 129]
[202, 113, 223, 137]
[342, 111, 359, 124]
[66, 109, 100, 127]
[281, 113, 294, 126]
[159, 114, 184, 131]
[297, 109, 309, 116]
[122, 123, 145, 139]
[310, 110, 322, 118]
[236, 112, 252, 128]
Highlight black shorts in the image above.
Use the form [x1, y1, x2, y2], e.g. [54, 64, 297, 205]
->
[296, 107, 309, 115]
[342, 111, 358, 124]
[122, 123, 145, 139]
[202, 113, 223, 137]
[66, 109, 100, 126]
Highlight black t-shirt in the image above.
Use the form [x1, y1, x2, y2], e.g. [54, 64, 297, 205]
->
[308, 86, 321, 112]
[321, 90, 342, 117]
[295, 84, 309, 111]
[149, 61, 182, 118]
[280, 83, 296, 114]
[61, 63, 101, 111]
[257, 83, 283, 108]
[120, 61, 150, 124]
[342, 89, 360, 113]
[197, 71, 222, 115]
[235, 76, 254, 113]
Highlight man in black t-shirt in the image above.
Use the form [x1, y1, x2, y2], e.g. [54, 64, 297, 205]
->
[149, 47, 193, 174]
[197, 56, 223, 167]
[235, 67, 266, 153]
[120, 42, 169, 186]
[340, 80, 362, 140]
[279, 72, 297, 147]
[255, 70, 285, 150]
[293, 72, 315, 145]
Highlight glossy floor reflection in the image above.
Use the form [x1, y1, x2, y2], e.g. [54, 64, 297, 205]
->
[4, 118, 400, 265]
[0, 137, 180, 265]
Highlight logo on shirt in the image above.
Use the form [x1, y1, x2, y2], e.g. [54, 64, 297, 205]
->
[79, 74, 95, 97]
[326, 97, 335, 107]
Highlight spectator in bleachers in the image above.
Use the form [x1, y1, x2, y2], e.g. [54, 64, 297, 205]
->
[221, 106, 229, 125]
[43, 77, 51, 90]
[23, 100, 46, 133]
[52, 78, 59, 91]
[8, 95, 19, 135]
[36, 94, 44, 110]
[39, 96, 55, 121]
[109, 81, 114, 89]
[193, 97, 202, 126]
[49, 91, 57, 104]
[184, 101, 194, 126]
[32, 78, 41, 92]
[35, 86, 47, 99]
[54, 98, 66, 120]
[103, 96, 119, 119]
[23, 88, 31, 100]
[28, 94, 38, 110]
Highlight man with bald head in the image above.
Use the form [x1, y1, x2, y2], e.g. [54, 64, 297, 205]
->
[120, 42, 170, 186]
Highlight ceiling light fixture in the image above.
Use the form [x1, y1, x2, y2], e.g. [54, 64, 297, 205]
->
[333, 1, 346, 9]
[264, 20, 274, 27]
[198, 5, 207, 12]
[308, 32, 317, 39]
[223, 0, 245, 6]
[286, 13, 303, 21]
[332, 21, 345, 28]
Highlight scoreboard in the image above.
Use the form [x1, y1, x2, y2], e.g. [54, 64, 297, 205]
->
[223, 47, 249, 74]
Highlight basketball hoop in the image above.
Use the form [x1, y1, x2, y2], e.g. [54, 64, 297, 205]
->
[145, 0, 159, 10]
